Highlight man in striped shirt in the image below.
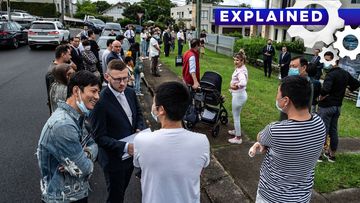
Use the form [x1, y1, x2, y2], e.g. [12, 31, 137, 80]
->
[252, 76, 326, 203]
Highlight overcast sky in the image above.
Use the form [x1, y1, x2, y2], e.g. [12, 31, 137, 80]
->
[90, 0, 265, 8]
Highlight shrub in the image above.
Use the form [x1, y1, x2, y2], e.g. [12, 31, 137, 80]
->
[274, 39, 305, 54]
[234, 37, 268, 64]
[117, 18, 136, 27]
[225, 32, 243, 39]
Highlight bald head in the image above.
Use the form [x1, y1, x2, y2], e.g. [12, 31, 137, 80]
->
[112, 40, 122, 54]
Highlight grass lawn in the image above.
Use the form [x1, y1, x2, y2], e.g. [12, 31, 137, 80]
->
[159, 43, 360, 140]
[314, 153, 360, 193]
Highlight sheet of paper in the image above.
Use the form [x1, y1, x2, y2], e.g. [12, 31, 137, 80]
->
[120, 128, 151, 160]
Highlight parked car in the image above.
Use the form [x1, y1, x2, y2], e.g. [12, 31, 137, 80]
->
[101, 22, 122, 36]
[1, 12, 36, 22]
[134, 24, 143, 34]
[84, 19, 105, 34]
[97, 35, 116, 66]
[0, 21, 28, 49]
[28, 21, 70, 49]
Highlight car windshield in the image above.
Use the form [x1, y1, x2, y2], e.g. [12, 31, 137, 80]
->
[90, 19, 105, 25]
[30, 23, 55, 29]
[97, 38, 108, 49]
[104, 23, 121, 31]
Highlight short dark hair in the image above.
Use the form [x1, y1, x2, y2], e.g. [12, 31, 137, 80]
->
[87, 30, 94, 37]
[324, 51, 334, 60]
[116, 35, 125, 41]
[67, 70, 101, 98]
[82, 39, 90, 46]
[315, 48, 320, 52]
[124, 56, 133, 64]
[52, 64, 72, 85]
[291, 56, 308, 67]
[306, 63, 317, 77]
[107, 38, 115, 47]
[70, 36, 79, 42]
[190, 38, 200, 48]
[55, 45, 70, 59]
[154, 81, 190, 121]
[280, 75, 311, 109]
[107, 59, 127, 72]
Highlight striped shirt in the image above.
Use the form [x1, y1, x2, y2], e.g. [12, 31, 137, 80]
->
[258, 114, 326, 203]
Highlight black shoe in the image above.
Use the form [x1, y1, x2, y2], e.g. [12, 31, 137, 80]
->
[324, 152, 336, 163]
[317, 154, 324, 163]
[154, 74, 161, 77]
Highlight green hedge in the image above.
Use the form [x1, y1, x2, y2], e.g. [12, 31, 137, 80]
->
[274, 39, 305, 54]
[224, 31, 243, 39]
[234, 37, 268, 64]
[1, 2, 56, 18]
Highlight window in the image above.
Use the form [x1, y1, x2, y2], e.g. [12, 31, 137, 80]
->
[351, 0, 360, 3]
[282, 29, 287, 41]
[274, 29, 278, 41]
[201, 24, 208, 31]
[189, 10, 192, 14]
[201, 10, 208, 20]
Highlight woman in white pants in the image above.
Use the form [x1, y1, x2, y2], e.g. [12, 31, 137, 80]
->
[228, 50, 248, 144]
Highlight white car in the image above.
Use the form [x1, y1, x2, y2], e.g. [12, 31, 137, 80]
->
[28, 21, 70, 49]
[1, 12, 36, 22]
[101, 23, 123, 36]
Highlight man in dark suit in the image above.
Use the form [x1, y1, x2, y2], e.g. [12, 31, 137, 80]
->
[163, 27, 171, 57]
[262, 39, 275, 77]
[278, 46, 291, 79]
[70, 37, 84, 71]
[311, 49, 322, 80]
[90, 59, 145, 203]
[106, 40, 123, 65]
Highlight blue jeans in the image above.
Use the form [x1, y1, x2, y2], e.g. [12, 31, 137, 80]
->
[317, 106, 341, 152]
[141, 40, 147, 57]
[134, 73, 141, 94]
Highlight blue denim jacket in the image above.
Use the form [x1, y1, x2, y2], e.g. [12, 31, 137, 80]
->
[37, 101, 98, 202]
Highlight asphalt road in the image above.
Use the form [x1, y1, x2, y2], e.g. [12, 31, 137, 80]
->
[0, 43, 141, 202]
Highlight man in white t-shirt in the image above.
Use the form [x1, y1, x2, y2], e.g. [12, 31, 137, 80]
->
[134, 81, 210, 203]
[149, 31, 161, 77]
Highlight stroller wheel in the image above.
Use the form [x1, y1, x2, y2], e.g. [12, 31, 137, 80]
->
[220, 110, 228, 125]
[212, 124, 220, 138]
[183, 120, 194, 129]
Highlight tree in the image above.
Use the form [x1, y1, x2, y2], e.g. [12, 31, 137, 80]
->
[140, 0, 175, 23]
[186, 0, 223, 5]
[94, 1, 111, 14]
[122, 3, 145, 23]
[74, 0, 97, 19]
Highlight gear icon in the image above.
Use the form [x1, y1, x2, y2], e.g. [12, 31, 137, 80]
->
[287, 0, 344, 48]
[333, 26, 360, 60]
[319, 45, 340, 66]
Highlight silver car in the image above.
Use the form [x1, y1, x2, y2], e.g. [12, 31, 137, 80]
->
[101, 22, 122, 37]
[97, 35, 116, 66]
[28, 21, 70, 49]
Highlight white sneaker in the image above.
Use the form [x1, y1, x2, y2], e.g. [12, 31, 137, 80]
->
[228, 137, 242, 144]
[228, 130, 236, 136]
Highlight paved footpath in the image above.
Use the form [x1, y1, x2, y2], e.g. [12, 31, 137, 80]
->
[141, 58, 360, 203]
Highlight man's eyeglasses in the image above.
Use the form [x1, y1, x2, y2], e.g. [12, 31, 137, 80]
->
[108, 73, 129, 83]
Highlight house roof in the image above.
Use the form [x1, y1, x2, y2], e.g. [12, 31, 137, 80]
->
[102, 2, 127, 14]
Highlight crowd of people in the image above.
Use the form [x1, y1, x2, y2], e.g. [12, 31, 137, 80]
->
[36, 24, 359, 203]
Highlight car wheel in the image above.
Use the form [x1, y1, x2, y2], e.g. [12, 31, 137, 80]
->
[29, 45, 36, 50]
[12, 38, 19, 49]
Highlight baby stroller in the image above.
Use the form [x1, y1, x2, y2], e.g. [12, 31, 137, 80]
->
[183, 71, 228, 137]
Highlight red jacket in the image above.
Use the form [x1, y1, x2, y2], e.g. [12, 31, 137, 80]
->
[182, 49, 200, 85]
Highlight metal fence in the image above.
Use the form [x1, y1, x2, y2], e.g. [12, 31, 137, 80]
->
[205, 34, 237, 57]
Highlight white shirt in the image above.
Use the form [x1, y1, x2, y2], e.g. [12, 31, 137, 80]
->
[140, 32, 147, 42]
[101, 49, 111, 74]
[189, 55, 196, 74]
[177, 32, 184, 40]
[149, 37, 159, 57]
[134, 128, 210, 203]
[124, 29, 135, 39]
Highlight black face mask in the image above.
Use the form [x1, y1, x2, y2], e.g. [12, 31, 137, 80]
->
[268, 42, 271, 45]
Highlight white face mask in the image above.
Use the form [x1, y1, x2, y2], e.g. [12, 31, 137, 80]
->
[76, 89, 90, 117]
[275, 98, 286, 113]
[151, 104, 159, 122]
[84, 46, 91, 51]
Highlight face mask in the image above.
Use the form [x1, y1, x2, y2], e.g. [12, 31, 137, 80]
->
[84, 46, 91, 51]
[268, 42, 271, 45]
[151, 104, 159, 122]
[323, 63, 332, 69]
[76, 89, 90, 117]
[276, 98, 286, 113]
[288, 67, 300, 76]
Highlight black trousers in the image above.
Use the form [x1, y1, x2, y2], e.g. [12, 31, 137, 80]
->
[263, 58, 272, 77]
[151, 55, 159, 75]
[104, 158, 134, 203]
[164, 43, 170, 57]
[280, 65, 289, 79]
